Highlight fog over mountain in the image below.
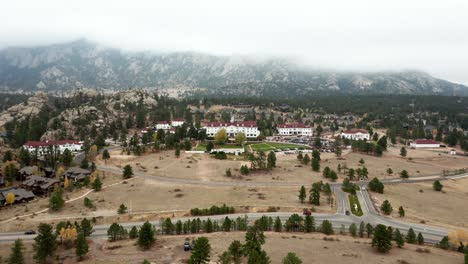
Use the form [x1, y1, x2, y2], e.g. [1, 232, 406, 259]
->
[0, 39, 467, 97]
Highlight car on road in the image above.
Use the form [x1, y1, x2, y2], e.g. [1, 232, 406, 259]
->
[303, 209, 312, 216]
[24, 230, 36, 235]
[184, 241, 191, 251]
[345, 210, 350, 216]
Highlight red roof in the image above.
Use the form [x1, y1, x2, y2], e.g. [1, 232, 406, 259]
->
[278, 123, 310, 128]
[342, 129, 368, 134]
[24, 140, 81, 147]
[172, 118, 185, 122]
[414, 139, 439, 145]
[205, 121, 257, 127]
[156, 121, 169, 124]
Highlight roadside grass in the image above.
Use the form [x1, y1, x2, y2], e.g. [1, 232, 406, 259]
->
[348, 194, 363, 216]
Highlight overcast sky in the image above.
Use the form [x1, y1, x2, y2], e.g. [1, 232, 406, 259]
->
[1, 0, 467, 84]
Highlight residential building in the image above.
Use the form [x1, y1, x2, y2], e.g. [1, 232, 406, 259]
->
[171, 118, 185, 127]
[64, 167, 92, 183]
[277, 123, 313, 136]
[0, 188, 35, 205]
[23, 140, 83, 155]
[155, 121, 171, 130]
[203, 121, 260, 138]
[410, 139, 440, 148]
[340, 129, 370, 141]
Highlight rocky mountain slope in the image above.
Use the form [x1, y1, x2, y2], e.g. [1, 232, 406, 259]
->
[0, 39, 467, 96]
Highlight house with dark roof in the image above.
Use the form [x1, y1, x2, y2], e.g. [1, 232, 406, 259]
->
[22, 176, 60, 195]
[0, 188, 35, 205]
[64, 167, 91, 183]
[17, 166, 38, 181]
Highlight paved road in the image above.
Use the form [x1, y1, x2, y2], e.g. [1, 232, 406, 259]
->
[3, 147, 464, 244]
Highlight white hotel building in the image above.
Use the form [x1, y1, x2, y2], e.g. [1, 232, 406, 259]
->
[203, 121, 260, 138]
[340, 129, 370, 141]
[23, 140, 84, 155]
[277, 123, 313, 136]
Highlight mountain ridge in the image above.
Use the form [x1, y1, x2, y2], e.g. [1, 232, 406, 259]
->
[0, 39, 467, 97]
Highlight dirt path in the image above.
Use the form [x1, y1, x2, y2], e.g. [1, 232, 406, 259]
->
[0, 177, 137, 223]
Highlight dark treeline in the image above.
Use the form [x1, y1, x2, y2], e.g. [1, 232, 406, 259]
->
[190, 204, 236, 216]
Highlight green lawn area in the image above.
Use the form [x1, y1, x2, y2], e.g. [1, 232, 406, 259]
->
[249, 142, 310, 152]
[348, 194, 363, 216]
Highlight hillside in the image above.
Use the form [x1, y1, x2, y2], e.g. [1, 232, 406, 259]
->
[0, 39, 467, 97]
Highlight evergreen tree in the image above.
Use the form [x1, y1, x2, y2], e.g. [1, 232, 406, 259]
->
[309, 184, 320, 205]
[372, 224, 392, 253]
[244, 226, 266, 258]
[80, 218, 94, 237]
[433, 180, 443, 191]
[438, 236, 450, 249]
[302, 154, 310, 165]
[61, 149, 74, 167]
[366, 223, 374, 238]
[394, 229, 404, 248]
[118, 204, 128, 214]
[49, 184, 64, 211]
[380, 200, 393, 215]
[311, 158, 320, 172]
[298, 186, 306, 203]
[3, 150, 13, 162]
[304, 215, 315, 233]
[400, 147, 407, 157]
[406, 228, 417, 244]
[417, 232, 424, 245]
[138, 221, 155, 250]
[349, 223, 357, 237]
[368, 177, 384, 193]
[129, 226, 139, 239]
[75, 232, 89, 260]
[102, 149, 110, 163]
[123, 164, 133, 179]
[320, 220, 333, 235]
[398, 206, 405, 217]
[267, 151, 276, 170]
[228, 240, 243, 264]
[282, 252, 303, 264]
[189, 237, 211, 264]
[400, 170, 409, 179]
[92, 175, 102, 191]
[359, 221, 365, 238]
[8, 239, 25, 264]
[274, 217, 282, 232]
[33, 223, 57, 263]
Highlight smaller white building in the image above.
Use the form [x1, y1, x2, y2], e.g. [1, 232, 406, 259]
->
[155, 121, 171, 130]
[171, 119, 185, 127]
[410, 139, 440, 148]
[340, 129, 370, 141]
[277, 123, 313, 136]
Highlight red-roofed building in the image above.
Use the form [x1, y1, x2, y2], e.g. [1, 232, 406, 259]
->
[277, 123, 313, 136]
[410, 139, 440, 148]
[340, 129, 370, 141]
[203, 121, 260, 138]
[23, 140, 83, 155]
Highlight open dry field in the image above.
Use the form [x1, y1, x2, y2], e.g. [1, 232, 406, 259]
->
[101, 145, 468, 184]
[0, 232, 463, 264]
[0, 170, 333, 232]
[371, 177, 468, 230]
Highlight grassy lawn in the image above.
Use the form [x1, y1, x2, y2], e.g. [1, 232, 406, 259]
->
[249, 142, 310, 152]
[348, 194, 363, 216]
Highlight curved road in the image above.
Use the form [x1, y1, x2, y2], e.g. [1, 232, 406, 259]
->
[1, 149, 465, 244]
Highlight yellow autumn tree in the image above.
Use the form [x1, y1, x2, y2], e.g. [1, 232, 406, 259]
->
[5, 192, 15, 206]
[60, 226, 78, 248]
[89, 171, 98, 184]
[63, 176, 71, 190]
[88, 145, 98, 161]
[55, 166, 65, 179]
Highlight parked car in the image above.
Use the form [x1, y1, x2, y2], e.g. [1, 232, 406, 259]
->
[303, 209, 312, 216]
[24, 230, 36, 235]
[184, 241, 191, 251]
[345, 210, 350, 216]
